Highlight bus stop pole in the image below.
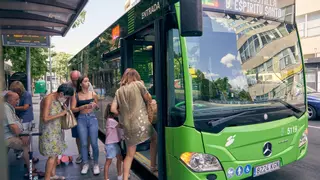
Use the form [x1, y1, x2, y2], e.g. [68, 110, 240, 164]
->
[49, 42, 53, 93]
[26, 47, 32, 93]
[0, 29, 9, 180]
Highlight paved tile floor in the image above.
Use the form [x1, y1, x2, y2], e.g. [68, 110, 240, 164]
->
[7, 95, 140, 180]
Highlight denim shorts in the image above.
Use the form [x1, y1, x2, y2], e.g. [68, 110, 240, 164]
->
[105, 143, 121, 159]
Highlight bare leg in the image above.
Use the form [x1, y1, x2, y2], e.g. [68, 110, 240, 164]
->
[51, 157, 57, 176]
[116, 154, 123, 176]
[123, 145, 136, 180]
[45, 156, 56, 180]
[22, 145, 30, 171]
[150, 132, 158, 170]
[104, 159, 112, 180]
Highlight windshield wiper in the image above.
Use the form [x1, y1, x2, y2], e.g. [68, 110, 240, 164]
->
[208, 111, 255, 127]
[258, 99, 303, 118]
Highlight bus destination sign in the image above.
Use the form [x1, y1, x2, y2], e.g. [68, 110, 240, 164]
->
[203, 0, 284, 19]
[2, 34, 50, 47]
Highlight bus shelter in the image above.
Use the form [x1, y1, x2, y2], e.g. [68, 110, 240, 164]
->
[0, 0, 88, 92]
[0, 1, 88, 179]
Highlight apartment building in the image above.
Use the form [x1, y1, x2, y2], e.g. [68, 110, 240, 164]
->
[228, 2, 302, 101]
[296, 0, 320, 91]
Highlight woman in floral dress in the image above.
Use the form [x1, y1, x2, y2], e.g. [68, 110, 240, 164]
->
[39, 84, 74, 180]
[111, 68, 157, 180]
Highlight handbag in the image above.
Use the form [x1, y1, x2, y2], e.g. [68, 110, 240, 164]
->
[147, 99, 157, 124]
[61, 109, 77, 130]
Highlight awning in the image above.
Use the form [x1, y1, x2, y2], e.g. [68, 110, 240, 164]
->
[0, 0, 88, 37]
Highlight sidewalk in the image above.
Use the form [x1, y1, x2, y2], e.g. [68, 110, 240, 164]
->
[7, 95, 140, 180]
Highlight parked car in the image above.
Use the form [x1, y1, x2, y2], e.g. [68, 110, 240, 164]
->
[307, 86, 320, 120]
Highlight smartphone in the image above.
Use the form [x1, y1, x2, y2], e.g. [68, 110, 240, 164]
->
[87, 103, 93, 109]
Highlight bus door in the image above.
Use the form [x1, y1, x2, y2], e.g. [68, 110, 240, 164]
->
[121, 25, 159, 176]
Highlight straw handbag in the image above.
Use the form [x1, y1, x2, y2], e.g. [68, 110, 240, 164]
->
[61, 108, 77, 130]
[147, 99, 157, 124]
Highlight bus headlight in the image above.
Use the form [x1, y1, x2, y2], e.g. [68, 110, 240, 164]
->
[180, 152, 222, 172]
[299, 129, 308, 147]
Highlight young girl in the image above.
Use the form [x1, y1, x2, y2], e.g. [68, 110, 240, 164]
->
[104, 104, 124, 180]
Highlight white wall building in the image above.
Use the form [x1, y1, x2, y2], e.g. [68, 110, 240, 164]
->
[296, 0, 320, 91]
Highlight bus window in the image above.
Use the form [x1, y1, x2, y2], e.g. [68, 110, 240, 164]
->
[167, 28, 186, 127]
[132, 28, 155, 96]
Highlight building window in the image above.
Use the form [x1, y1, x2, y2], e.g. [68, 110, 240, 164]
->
[235, 22, 249, 31]
[240, 29, 281, 63]
[240, 35, 260, 63]
[278, 5, 294, 23]
[306, 73, 316, 83]
[237, 23, 266, 39]
[307, 10, 320, 37]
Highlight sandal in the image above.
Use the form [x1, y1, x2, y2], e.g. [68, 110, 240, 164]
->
[24, 168, 45, 178]
[57, 159, 61, 165]
[50, 175, 66, 180]
[33, 157, 39, 163]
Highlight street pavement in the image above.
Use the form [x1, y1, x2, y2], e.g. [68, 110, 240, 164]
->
[249, 120, 320, 180]
[7, 95, 140, 180]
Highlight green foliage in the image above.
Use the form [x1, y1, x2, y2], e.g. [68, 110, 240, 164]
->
[238, 90, 252, 101]
[72, 10, 87, 29]
[52, 52, 72, 81]
[192, 69, 252, 102]
[85, 31, 112, 75]
[3, 46, 48, 79]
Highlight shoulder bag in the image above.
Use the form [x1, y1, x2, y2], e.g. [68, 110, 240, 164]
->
[61, 102, 77, 130]
[147, 99, 157, 124]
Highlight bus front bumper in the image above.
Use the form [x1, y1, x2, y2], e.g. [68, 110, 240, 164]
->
[168, 143, 308, 180]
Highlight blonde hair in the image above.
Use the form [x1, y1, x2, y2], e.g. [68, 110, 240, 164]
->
[120, 68, 141, 86]
[9, 81, 26, 94]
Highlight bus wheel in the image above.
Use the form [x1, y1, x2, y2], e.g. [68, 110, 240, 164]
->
[308, 105, 317, 120]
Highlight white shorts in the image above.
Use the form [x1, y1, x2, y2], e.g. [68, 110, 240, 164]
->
[22, 122, 33, 131]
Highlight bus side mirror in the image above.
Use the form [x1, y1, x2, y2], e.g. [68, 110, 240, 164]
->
[180, 0, 203, 37]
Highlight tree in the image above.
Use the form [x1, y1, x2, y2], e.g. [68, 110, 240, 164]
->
[52, 52, 72, 83]
[72, 10, 87, 29]
[3, 46, 48, 79]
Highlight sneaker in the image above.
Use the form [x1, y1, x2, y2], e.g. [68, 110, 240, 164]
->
[75, 156, 82, 164]
[81, 164, 89, 175]
[117, 175, 123, 180]
[118, 174, 130, 179]
[93, 164, 100, 175]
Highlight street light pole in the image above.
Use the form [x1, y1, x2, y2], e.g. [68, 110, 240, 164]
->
[26, 47, 31, 94]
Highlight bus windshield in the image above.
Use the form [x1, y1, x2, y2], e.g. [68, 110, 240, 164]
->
[185, 11, 305, 133]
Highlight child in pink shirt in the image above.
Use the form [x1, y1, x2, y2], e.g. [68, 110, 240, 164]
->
[104, 104, 124, 180]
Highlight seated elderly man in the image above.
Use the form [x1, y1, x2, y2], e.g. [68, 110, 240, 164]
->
[4, 91, 44, 178]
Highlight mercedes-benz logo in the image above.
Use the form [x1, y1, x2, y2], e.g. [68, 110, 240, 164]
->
[263, 142, 272, 157]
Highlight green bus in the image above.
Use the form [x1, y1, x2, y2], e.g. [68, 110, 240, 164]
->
[69, 0, 308, 179]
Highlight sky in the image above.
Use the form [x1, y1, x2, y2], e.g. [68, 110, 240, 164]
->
[51, 0, 126, 55]
[190, 15, 248, 90]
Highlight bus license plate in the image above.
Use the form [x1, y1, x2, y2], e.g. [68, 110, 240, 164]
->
[253, 161, 280, 177]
